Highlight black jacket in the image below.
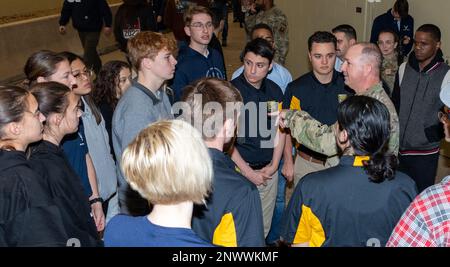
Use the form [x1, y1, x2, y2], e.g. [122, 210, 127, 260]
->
[59, 0, 113, 32]
[114, 1, 157, 52]
[0, 150, 67, 247]
[191, 148, 265, 247]
[370, 9, 414, 57]
[29, 141, 102, 247]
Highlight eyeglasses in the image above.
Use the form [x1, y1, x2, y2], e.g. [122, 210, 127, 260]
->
[73, 69, 94, 80]
[190, 22, 214, 30]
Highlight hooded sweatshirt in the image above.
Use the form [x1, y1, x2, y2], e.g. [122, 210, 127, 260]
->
[114, 0, 157, 52]
[29, 141, 102, 247]
[0, 150, 67, 247]
[392, 49, 450, 153]
[172, 46, 226, 102]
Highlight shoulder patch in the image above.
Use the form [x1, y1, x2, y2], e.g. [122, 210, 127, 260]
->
[290, 96, 301, 110]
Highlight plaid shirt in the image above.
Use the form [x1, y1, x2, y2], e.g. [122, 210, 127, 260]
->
[387, 176, 450, 247]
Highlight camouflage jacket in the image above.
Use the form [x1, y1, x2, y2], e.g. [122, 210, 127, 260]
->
[285, 82, 399, 156]
[245, 6, 289, 65]
[381, 54, 399, 95]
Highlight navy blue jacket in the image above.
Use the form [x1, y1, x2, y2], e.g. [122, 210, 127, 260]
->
[192, 148, 265, 247]
[370, 9, 414, 57]
[281, 156, 417, 247]
[172, 46, 226, 102]
[59, 0, 113, 32]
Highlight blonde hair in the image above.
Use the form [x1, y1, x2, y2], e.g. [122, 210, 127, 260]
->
[121, 120, 212, 205]
[127, 31, 177, 71]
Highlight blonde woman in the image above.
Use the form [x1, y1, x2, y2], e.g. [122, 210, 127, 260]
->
[104, 120, 213, 247]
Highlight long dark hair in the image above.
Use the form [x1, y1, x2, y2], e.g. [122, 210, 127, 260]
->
[58, 51, 102, 125]
[337, 96, 397, 183]
[0, 85, 30, 150]
[93, 60, 130, 110]
[30, 82, 71, 118]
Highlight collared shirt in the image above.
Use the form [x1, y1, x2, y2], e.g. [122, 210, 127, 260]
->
[283, 70, 350, 126]
[231, 73, 284, 164]
[387, 176, 450, 247]
[113, 80, 173, 193]
[281, 155, 417, 247]
[192, 148, 265, 247]
[231, 62, 293, 93]
[334, 57, 343, 72]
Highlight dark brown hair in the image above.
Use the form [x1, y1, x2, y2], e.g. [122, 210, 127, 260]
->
[59, 51, 103, 125]
[93, 60, 131, 110]
[24, 50, 67, 87]
[30, 82, 71, 118]
[0, 85, 30, 149]
[393, 0, 409, 19]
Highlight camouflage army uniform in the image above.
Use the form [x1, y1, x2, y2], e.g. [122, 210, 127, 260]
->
[381, 54, 399, 96]
[245, 6, 289, 65]
[285, 82, 399, 162]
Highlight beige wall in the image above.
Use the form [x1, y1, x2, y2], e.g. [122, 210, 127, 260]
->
[277, 0, 450, 78]
[277, 0, 450, 178]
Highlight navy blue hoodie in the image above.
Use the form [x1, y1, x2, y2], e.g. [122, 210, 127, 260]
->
[370, 8, 414, 57]
[172, 46, 226, 102]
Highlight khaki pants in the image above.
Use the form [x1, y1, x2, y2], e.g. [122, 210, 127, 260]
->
[257, 170, 278, 238]
[293, 154, 328, 187]
[285, 154, 339, 205]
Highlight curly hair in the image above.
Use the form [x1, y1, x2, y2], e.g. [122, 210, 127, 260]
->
[93, 60, 130, 111]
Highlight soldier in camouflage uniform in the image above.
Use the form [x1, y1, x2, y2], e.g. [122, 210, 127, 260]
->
[278, 43, 399, 167]
[377, 29, 404, 95]
[244, 0, 288, 65]
[381, 54, 399, 95]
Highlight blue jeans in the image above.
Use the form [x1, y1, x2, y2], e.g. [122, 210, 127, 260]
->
[265, 160, 286, 244]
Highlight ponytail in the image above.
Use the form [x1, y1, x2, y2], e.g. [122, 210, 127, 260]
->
[364, 150, 398, 183]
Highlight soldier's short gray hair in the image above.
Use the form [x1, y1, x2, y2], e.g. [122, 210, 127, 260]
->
[359, 42, 382, 72]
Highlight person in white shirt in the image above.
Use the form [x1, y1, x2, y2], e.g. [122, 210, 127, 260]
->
[232, 23, 292, 93]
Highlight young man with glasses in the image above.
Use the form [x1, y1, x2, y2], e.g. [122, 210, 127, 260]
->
[171, 5, 226, 102]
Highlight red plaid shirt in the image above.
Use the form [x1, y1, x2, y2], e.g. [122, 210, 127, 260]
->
[387, 176, 450, 247]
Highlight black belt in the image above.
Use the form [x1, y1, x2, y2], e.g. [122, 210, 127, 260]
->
[248, 161, 271, 170]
